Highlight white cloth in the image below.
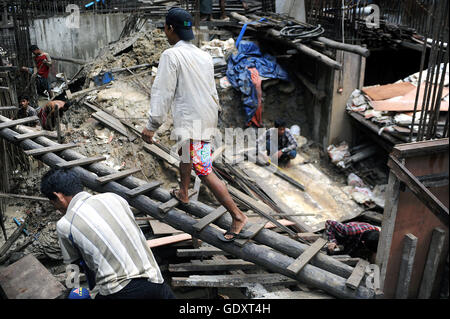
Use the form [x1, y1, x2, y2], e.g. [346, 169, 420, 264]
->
[146, 40, 220, 142]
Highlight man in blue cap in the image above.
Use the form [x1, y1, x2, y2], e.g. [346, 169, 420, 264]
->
[142, 7, 249, 242]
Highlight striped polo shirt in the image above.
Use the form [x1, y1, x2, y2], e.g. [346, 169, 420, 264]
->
[56, 191, 164, 296]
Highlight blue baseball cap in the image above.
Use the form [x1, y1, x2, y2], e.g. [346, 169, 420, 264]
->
[68, 287, 91, 299]
[166, 7, 195, 41]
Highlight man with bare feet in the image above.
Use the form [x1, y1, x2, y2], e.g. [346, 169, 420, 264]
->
[141, 7, 248, 242]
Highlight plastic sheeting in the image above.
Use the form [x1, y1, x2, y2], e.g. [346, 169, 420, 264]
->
[226, 41, 289, 124]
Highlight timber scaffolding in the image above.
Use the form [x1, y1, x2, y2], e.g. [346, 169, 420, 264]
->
[0, 113, 377, 299]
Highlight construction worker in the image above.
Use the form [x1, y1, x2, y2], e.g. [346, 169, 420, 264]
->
[37, 100, 71, 131]
[325, 219, 380, 262]
[16, 96, 39, 127]
[40, 168, 176, 299]
[21, 44, 53, 98]
[257, 119, 298, 167]
[141, 7, 248, 242]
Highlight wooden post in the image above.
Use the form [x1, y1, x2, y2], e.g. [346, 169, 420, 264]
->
[56, 107, 62, 144]
[395, 233, 418, 299]
[377, 171, 401, 289]
[418, 228, 447, 299]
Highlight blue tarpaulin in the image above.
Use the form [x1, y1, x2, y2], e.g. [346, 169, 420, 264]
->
[226, 41, 290, 123]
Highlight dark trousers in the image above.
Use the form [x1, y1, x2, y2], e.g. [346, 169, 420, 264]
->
[95, 278, 176, 299]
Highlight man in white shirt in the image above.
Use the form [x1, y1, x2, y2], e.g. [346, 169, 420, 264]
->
[41, 168, 175, 299]
[141, 7, 248, 242]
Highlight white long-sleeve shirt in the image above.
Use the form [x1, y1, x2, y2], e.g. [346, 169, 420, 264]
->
[146, 40, 220, 142]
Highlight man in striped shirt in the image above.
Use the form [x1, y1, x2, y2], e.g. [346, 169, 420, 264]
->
[41, 168, 175, 299]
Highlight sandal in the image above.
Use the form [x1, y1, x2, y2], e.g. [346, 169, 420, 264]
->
[170, 189, 189, 204]
[217, 231, 250, 243]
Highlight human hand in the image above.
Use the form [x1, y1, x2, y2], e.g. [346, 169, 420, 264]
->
[141, 128, 155, 144]
[327, 242, 337, 252]
[277, 150, 283, 159]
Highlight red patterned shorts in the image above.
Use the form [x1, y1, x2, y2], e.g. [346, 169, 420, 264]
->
[190, 141, 212, 176]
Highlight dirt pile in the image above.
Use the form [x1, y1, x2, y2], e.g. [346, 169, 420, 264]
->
[86, 29, 170, 81]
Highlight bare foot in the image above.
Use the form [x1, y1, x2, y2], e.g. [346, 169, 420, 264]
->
[171, 189, 189, 204]
[225, 213, 248, 240]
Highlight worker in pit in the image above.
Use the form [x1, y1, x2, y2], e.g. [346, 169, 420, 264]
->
[325, 220, 380, 262]
[141, 7, 248, 243]
[41, 168, 176, 299]
[257, 119, 298, 167]
[36, 100, 72, 131]
[16, 96, 39, 127]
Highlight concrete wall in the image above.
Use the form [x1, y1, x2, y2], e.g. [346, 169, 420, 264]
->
[29, 13, 128, 78]
[275, 0, 306, 22]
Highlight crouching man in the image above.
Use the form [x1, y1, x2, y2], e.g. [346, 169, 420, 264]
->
[40, 168, 176, 299]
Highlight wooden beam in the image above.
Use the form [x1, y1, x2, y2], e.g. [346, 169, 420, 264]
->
[125, 181, 163, 197]
[396, 233, 418, 299]
[147, 233, 192, 248]
[0, 116, 39, 130]
[176, 247, 229, 258]
[56, 156, 106, 169]
[345, 259, 370, 289]
[418, 228, 447, 299]
[171, 273, 298, 288]
[14, 130, 58, 141]
[0, 107, 18, 111]
[392, 138, 449, 159]
[235, 222, 267, 247]
[317, 37, 370, 57]
[23, 143, 78, 156]
[193, 205, 228, 232]
[158, 189, 197, 213]
[67, 69, 152, 100]
[0, 193, 49, 202]
[388, 155, 449, 226]
[287, 238, 327, 274]
[169, 259, 258, 272]
[96, 167, 141, 184]
[0, 221, 26, 256]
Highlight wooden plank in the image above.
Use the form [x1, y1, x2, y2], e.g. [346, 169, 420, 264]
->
[149, 220, 184, 236]
[395, 233, 418, 299]
[362, 82, 416, 101]
[0, 254, 65, 299]
[0, 116, 39, 130]
[96, 167, 141, 184]
[168, 259, 258, 272]
[92, 111, 130, 137]
[143, 144, 179, 166]
[14, 130, 58, 141]
[56, 156, 106, 169]
[287, 238, 327, 274]
[176, 247, 228, 258]
[388, 155, 449, 226]
[418, 228, 447, 299]
[193, 205, 228, 232]
[0, 193, 49, 202]
[0, 222, 26, 256]
[235, 222, 267, 247]
[147, 233, 192, 248]
[171, 273, 298, 288]
[158, 189, 197, 213]
[23, 143, 78, 156]
[345, 259, 370, 289]
[392, 138, 449, 159]
[0, 106, 18, 111]
[125, 181, 163, 197]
